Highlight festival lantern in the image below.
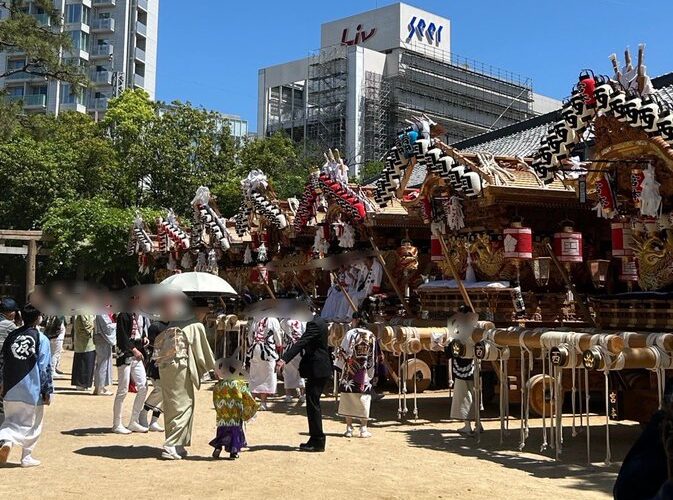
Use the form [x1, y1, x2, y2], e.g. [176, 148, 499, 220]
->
[503, 219, 533, 283]
[448, 165, 465, 191]
[460, 171, 482, 198]
[639, 94, 661, 137]
[588, 259, 610, 288]
[611, 221, 634, 257]
[530, 257, 552, 287]
[578, 70, 597, 106]
[553, 222, 583, 266]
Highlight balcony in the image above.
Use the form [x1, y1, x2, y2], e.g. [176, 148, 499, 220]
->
[34, 13, 51, 26]
[133, 73, 144, 88]
[91, 18, 115, 32]
[61, 102, 87, 113]
[89, 97, 108, 110]
[90, 70, 112, 85]
[23, 94, 47, 108]
[134, 47, 145, 62]
[137, 0, 148, 11]
[136, 21, 146, 37]
[3, 94, 47, 109]
[90, 44, 113, 58]
[5, 71, 47, 82]
[92, 0, 116, 6]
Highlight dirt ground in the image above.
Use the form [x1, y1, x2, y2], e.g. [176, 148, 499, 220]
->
[0, 351, 638, 499]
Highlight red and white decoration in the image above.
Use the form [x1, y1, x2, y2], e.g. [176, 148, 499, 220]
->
[593, 172, 617, 219]
[611, 221, 634, 257]
[554, 225, 583, 263]
[503, 224, 533, 260]
[619, 257, 639, 282]
[430, 221, 445, 262]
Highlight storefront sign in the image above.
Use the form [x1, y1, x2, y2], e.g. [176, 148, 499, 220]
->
[407, 16, 444, 46]
[341, 24, 376, 46]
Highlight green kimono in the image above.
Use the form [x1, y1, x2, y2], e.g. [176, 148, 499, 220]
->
[154, 320, 215, 447]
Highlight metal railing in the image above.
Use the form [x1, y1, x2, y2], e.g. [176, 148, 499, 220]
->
[3, 94, 47, 107]
[91, 18, 115, 31]
[89, 97, 108, 109]
[90, 44, 113, 57]
[5, 71, 47, 81]
[90, 70, 112, 84]
[23, 94, 47, 107]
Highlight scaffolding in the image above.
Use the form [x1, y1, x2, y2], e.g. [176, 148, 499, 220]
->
[362, 71, 391, 163]
[388, 43, 536, 144]
[307, 45, 348, 157]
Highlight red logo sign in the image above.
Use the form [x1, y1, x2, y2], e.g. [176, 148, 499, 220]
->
[341, 24, 376, 46]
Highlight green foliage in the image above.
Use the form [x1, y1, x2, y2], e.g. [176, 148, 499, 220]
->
[0, 93, 314, 281]
[237, 131, 308, 200]
[357, 160, 384, 185]
[42, 198, 161, 280]
[0, 0, 86, 85]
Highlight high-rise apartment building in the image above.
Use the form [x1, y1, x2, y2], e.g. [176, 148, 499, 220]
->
[0, 0, 159, 117]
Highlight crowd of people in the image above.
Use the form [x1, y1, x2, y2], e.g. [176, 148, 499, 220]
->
[0, 290, 393, 466]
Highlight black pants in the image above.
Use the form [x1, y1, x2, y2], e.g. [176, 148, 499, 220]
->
[305, 376, 328, 442]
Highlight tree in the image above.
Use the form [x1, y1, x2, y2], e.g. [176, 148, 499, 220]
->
[0, 0, 86, 85]
[237, 131, 309, 201]
[41, 197, 161, 280]
[0, 111, 116, 229]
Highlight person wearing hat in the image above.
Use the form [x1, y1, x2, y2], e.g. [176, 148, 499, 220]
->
[0, 297, 19, 349]
[0, 304, 53, 467]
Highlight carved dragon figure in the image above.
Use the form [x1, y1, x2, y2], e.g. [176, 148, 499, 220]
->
[631, 232, 673, 290]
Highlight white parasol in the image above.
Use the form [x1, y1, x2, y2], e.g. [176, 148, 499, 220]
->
[160, 272, 238, 297]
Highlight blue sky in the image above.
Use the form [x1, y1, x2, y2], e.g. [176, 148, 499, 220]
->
[156, 0, 673, 133]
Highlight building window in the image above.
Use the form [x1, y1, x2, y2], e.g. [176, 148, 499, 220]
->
[6, 86, 24, 97]
[61, 83, 83, 105]
[65, 4, 81, 24]
[7, 58, 26, 71]
[69, 30, 90, 52]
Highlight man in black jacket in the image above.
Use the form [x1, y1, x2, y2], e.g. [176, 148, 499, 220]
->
[276, 314, 331, 452]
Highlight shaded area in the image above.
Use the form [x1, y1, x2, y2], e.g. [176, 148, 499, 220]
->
[61, 427, 113, 437]
[74, 445, 159, 460]
[397, 423, 638, 494]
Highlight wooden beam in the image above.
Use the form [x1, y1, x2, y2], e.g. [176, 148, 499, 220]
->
[0, 230, 51, 241]
[26, 240, 36, 300]
[0, 245, 27, 256]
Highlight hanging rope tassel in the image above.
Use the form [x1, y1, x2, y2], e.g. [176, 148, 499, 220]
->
[402, 351, 409, 417]
[541, 347, 548, 452]
[397, 353, 403, 420]
[603, 370, 612, 466]
[519, 350, 527, 450]
[474, 358, 482, 444]
[413, 352, 419, 421]
[585, 368, 591, 465]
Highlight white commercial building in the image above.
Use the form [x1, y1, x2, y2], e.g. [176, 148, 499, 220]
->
[258, 2, 560, 176]
[0, 0, 159, 116]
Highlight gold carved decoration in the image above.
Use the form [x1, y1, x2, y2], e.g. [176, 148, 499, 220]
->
[631, 232, 673, 291]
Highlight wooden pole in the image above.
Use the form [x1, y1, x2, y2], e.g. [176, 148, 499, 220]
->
[368, 237, 413, 316]
[545, 243, 595, 326]
[330, 271, 358, 313]
[26, 240, 37, 301]
[437, 236, 475, 313]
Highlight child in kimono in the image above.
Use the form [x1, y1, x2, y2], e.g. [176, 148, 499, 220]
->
[210, 350, 258, 460]
[335, 313, 378, 439]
